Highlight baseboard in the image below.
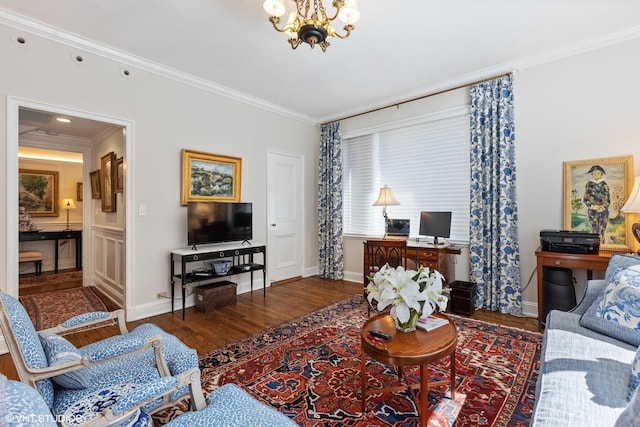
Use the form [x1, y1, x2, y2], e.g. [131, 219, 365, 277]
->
[522, 301, 538, 319]
[127, 277, 268, 321]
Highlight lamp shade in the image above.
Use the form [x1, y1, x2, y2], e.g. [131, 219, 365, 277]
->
[373, 185, 400, 207]
[60, 198, 77, 209]
[621, 177, 640, 213]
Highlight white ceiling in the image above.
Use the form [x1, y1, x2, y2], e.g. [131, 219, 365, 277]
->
[2, 1, 640, 123]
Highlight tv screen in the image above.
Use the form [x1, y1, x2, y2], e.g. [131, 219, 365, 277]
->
[419, 211, 451, 245]
[188, 202, 252, 247]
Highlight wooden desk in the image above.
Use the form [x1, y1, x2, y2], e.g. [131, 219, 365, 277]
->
[363, 241, 461, 287]
[360, 313, 458, 427]
[406, 244, 461, 285]
[19, 230, 82, 273]
[534, 248, 617, 331]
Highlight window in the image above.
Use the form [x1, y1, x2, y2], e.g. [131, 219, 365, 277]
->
[342, 107, 470, 242]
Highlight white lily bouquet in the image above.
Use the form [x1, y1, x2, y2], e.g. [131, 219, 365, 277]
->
[366, 263, 448, 332]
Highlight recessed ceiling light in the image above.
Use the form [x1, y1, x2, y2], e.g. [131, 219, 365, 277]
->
[56, 117, 71, 123]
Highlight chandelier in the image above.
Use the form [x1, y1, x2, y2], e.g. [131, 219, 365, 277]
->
[262, 0, 360, 52]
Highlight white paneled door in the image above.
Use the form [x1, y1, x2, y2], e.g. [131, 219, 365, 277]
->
[267, 150, 304, 283]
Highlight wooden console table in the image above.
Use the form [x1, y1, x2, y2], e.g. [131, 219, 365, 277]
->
[19, 230, 82, 273]
[170, 243, 266, 319]
[534, 248, 617, 331]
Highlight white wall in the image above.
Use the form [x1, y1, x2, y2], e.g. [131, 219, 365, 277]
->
[516, 37, 640, 309]
[0, 22, 319, 320]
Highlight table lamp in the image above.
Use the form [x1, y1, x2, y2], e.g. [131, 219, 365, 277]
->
[373, 185, 400, 236]
[621, 176, 640, 254]
[60, 198, 77, 231]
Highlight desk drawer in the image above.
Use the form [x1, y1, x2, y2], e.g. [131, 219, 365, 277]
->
[415, 249, 438, 261]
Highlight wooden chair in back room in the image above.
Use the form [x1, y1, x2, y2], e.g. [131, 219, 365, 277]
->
[363, 239, 407, 315]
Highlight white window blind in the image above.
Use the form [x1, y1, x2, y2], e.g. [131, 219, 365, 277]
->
[343, 110, 470, 242]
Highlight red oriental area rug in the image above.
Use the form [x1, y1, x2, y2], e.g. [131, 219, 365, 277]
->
[163, 295, 542, 426]
[19, 286, 109, 331]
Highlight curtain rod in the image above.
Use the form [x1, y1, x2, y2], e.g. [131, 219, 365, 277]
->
[323, 71, 513, 125]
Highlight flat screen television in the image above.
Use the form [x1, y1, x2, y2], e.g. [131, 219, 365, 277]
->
[418, 211, 452, 245]
[187, 202, 252, 248]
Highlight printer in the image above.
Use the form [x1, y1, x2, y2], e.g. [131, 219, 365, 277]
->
[539, 229, 600, 254]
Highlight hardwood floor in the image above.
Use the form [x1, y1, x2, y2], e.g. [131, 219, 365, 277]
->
[0, 276, 539, 380]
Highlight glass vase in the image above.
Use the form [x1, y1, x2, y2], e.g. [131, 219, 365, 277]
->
[394, 308, 420, 332]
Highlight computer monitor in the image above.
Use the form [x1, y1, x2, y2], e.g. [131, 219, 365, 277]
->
[386, 218, 410, 237]
[418, 211, 452, 245]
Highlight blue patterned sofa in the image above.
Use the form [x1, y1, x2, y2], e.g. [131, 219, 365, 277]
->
[532, 254, 640, 426]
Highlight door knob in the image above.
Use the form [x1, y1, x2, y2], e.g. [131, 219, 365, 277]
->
[271, 223, 276, 227]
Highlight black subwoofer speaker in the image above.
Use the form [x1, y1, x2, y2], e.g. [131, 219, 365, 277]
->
[542, 266, 576, 327]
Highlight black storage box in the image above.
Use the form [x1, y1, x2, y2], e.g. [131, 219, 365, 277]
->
[449, 281, 477, 316]
[194, 281, 237, 312]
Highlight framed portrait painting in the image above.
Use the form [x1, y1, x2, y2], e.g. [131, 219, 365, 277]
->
[181, 149, 241, 205]
[563, 155, 634, 251]
[101, 151, 117, 212]
[90, 170, 101, 199]
[18, 169, 59, 217]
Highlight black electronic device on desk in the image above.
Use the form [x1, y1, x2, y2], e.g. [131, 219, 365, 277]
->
[539, 230, 600, 254]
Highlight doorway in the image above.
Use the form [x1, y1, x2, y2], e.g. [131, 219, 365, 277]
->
[6, 98, 133, 309]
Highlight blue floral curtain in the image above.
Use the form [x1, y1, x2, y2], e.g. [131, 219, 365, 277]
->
[318, 121, 344, 279]
[469, 75, 522, 314]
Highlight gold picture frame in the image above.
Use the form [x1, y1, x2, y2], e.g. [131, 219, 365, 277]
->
[18, 169, 59, 217]
[181, 149, 241, 205]
[115, 156, 124, 193]
[563, 155, 634, 251]
[90, 170, 101, 199]
[101, 151, 116, 212]
[76, 182, 83, 202]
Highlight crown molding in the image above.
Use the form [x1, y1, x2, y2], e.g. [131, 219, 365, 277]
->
[319, 23, 640, 124]
[0, 9, 316, 125]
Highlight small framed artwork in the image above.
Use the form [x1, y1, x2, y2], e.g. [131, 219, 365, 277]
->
[76, 182, 83, 202]
[563, 155, 634, 251]
[101, 151, 116, 212]
[115, 156, 124, 193]
[18, 169, 59, 217]
[90, 170, 101, 199]
[181, 149, 242, 205]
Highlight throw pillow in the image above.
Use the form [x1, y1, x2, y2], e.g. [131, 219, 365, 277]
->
[617, 383, 640, 427]
[579, 266, 640, 346]
[38, 332, 91, 389]
[630, 347, 640, 401]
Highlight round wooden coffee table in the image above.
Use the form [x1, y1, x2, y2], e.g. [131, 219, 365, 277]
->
[360, 312, 458, 427]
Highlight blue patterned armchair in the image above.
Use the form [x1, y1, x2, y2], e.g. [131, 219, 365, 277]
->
[0, 291, 206, 426]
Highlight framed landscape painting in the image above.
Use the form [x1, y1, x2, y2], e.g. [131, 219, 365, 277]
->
[181, 149, 241, 205]
[18, 169, 59, 216]
[563, 155, 634, 251]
